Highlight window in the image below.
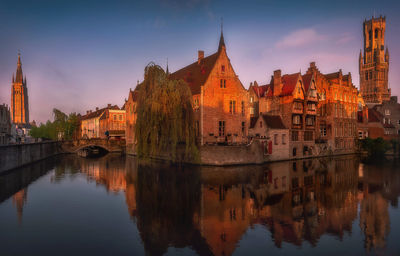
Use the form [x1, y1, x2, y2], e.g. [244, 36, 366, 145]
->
[306, 116, 315, 126]
[369, 71, 372, 80]
[229, 100, 236, 114]
[292, 177, 299, 188]
[365, 72, 368, 81]
[292, 131, 299, 141]
[218, 121, 225, 136]
[307, 102, 316, 111]
[385, 109, 391, 115]
[241, 122, 245, 134]
[220, 79, 226, 88]
[294, 102, 302, 110]
[221, 65, 225, 72]
[292, 115, 301, 125]
[274, 178, 278, 189]
[113, 115, 117, 121]
[274, 134, 278, 145]
[282, 134, 286, 144]
[119, 114, 122, 121]
[304, 131, 313, 141]
[320, 124, 327, 137]
[259, 121, 263, 128]
[250, 108, 254, 115]
[250, 96, 254, 103]
[375, 28, 378, 39]
[241, 101, 245, 115]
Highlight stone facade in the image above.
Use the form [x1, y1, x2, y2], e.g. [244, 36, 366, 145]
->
[11, 54, 29, 125]
[170, 31, 249, 145]
[359, 16, 390, 104]
[0, 104, 11, 145]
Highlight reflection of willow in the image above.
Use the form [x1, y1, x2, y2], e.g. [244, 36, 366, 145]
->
[135, 163, 212, 256]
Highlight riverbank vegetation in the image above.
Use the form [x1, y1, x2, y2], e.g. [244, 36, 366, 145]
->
[359, 137, 391, 158]
[135, 63, 198, 162]
[30, 109, 79, 140]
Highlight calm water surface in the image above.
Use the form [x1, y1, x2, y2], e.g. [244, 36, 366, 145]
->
[1, 155, 400, 256]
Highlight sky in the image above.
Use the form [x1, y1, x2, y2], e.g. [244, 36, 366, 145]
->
[0, 0, 399, 123]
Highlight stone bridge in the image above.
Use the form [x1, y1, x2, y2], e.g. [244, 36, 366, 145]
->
[61, 139, 126, 153]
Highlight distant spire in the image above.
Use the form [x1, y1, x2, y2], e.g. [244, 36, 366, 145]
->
[218, 17, 225, 52]
[166, 58, 169, 75]
[15, 52, 23, 83]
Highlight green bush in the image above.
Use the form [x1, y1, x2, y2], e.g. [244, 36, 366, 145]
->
[360, 137, 391, 157]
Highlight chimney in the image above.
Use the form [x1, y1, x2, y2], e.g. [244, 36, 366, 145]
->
[198, 50, 204, 64]
[96, 107, 99, 111]
[89, 110, 92, 114]
[107, 104, 111, 108]
[310, 62, 316, 68]
[86, 110, 89, 115]
[273, 70, 283, 96]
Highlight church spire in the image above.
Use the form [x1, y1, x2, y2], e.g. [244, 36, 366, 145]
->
[166, 58, 169, 75]
[15, 52, 23, 83]
[218, 18, 225, 52]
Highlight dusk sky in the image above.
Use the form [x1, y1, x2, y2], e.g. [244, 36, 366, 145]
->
[0, 0, 399, 123]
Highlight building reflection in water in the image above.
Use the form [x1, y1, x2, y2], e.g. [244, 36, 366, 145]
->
[4, 154, 399, 255]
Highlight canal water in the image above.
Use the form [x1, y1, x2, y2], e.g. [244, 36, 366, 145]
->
[1, 155, 400, 256]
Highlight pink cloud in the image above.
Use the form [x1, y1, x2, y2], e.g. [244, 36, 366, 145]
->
[275, 28, 327, 49]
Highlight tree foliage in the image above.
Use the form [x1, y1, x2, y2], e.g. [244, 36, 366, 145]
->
[360, 137, 391, 158]
[135, 63, 198, 161]
[30, 109, 80, 140]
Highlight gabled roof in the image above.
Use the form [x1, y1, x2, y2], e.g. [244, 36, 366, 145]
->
[250, 115, 287, 129]
[81, 105, 119, 121]
[324, 71, 341, 80]
[169, 52, 220, 95]
[302, 73, 313, 92]
[250, 84, 269, 98]
[281, 73, 301, 96]
[368, 109, 382, 123]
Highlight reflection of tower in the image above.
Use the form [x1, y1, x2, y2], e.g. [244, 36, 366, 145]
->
[11, 53, 29, 125]
[12, 188, 28, 223]
[359, 192, 390, 251]
[359, 16, 390, 104]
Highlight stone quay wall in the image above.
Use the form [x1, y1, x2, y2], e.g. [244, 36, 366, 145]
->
[0, 141, 62, 174]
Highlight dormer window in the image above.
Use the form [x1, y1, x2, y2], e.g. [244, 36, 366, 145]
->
[221, 65, 225, 72]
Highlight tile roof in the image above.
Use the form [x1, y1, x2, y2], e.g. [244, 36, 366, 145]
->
[169, 51, 220, 95]
[324, 71, 340, 80]
[262, 115, 287, 129]
[251, 84, 269, 98]
[250, 115, 287, 129]
[281, 73, 300, 96]
[301, 74, 313, 92]
[368, 109, 382, 123]
[81, 105, 119, 121]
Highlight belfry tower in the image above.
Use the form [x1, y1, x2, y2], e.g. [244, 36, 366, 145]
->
[11, 53, 29, 125]
[359, 16, 390, 104]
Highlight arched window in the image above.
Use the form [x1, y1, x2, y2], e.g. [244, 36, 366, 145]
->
[375, 28, 378, 39]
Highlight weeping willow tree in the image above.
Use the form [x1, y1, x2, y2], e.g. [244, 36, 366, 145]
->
[135, 63, 198, 162]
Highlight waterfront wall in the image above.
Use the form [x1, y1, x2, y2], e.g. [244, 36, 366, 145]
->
[0, 141, 61, 173]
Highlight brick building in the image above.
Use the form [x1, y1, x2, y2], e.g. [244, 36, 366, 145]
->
[372, 96, 400, 139]
[0, 104, 11, 145]
[125, 89, 138, 154]
[99, 107, 125, 139]
[306, 62, 358, 153]
[359, 16, 390, 104]
[357, 107, 385, 139]
[248, 114, 290, 161]
[170, 30, 249, 145]
[255, 70, 318, 158]
[80, 104, 121, 139]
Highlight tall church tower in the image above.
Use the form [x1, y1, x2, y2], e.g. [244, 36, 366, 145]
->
[11, 53, 29, 125]
[359, 16, 390, 104]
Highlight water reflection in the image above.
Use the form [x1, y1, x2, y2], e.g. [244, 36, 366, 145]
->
[1, 155, 399, 255]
